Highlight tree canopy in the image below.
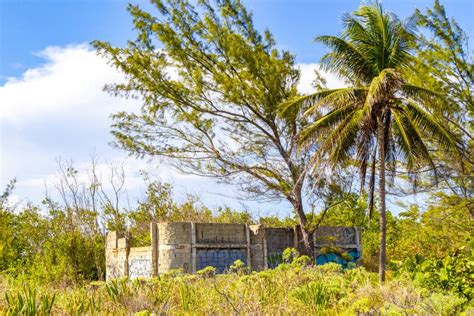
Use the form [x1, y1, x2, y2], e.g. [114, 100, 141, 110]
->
[280, 2, 464, 280]
[93, 0, 339, 253]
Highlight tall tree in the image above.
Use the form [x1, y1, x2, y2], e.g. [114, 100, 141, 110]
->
[93, 0, 331, 254]
[281, 2, 463, 281]
[410, 0, 473, 206]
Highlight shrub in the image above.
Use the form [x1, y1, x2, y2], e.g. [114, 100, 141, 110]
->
[392, 247, 474, 301]
[197, 266, 217, 278]
[291, 281, 330, 309]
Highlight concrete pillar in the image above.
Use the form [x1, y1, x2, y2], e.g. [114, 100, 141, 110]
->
[105, 232, 130, 280]
[191, 222, 196, 273]
[263, 233, 268, 269]
[249, 224, 266, 271]
[150, 222, 158, 277]
[117, 233, 130, 277]
[293, 225, 299, 250]
[245, 224, 251, 270]
[356, 227, 362, 265]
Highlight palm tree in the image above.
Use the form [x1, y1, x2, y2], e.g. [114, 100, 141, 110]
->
[281, 2, 462, 281]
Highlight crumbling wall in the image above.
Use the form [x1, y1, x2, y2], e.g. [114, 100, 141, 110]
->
[128, 247, 153, 279]
[106, 232, 128, 280]
[265, 227, 296, 268]
[105, 222, 362, 280]
[157, 222, 192, 273]
[314, 226, 362, 266]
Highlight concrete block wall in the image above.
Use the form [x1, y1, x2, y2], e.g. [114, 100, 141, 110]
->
[106, 231, 129, 280]
[106, 222, 362, 280]
[128, 247, 153, 278]
[157, 222, 192, 273]
[265, 227, 296, 268]
[313, 226, 363, 265]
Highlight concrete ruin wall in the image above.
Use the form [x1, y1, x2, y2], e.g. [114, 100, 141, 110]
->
[106, 222, 362, 280]
[314, 226, 362, 266]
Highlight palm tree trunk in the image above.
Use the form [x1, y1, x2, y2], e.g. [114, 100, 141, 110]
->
[377, 121, 387, 282]
[368, 147, 377, 225]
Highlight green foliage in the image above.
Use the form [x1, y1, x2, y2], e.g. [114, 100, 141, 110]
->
[0, 203, 105, 285]
[228, 259, 249, 275]
[409, 0, 473, 205]
[196, 266, 216, 278]
[282, 247, 299, 263]
[4, 286, 55, 316]
[258, 216, 297, 228]
[291, 281, 330, 309]
[392, 247, 474, 301]
[1, 264, 471, 314]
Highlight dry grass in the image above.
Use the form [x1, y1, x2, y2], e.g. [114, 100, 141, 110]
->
[0, 264, 470, 315]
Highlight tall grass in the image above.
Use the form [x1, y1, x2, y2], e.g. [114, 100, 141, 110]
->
[0, 263, 470, 315]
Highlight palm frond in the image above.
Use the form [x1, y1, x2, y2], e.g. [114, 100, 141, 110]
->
[316, 35, 375, 82]
[391, 107, 438, 179]
[299, 104, 359, 145]
[326, 108, 368, 165]
[404, 100, 462, 152]
[391, 110, 414, 169]
[400, 84, 442, 108]
[277, 94, 313, 118]
[304, 88, 366, 115]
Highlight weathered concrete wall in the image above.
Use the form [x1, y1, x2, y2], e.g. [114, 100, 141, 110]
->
[106, 232, 129, 280]
[195, 223, 246, 244]
[105, 222, 362, 280]
[249, 225, 266, 271]
[265, 227, 296, 268]
[194, 223, 249, 273]
[158, 222, 192, 274]
[128, 247, 153, 279]
[314, 226, 362, 266]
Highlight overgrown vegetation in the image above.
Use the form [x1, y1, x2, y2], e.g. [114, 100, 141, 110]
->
[0, 0, 472, 314]
[1, 256, 472, 314]
[1, 173, 472, 312]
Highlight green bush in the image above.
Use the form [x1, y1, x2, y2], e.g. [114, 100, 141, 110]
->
[392, 247, 474, 300]
[291, 281, 330, 309]
[1, 265, 472, 314]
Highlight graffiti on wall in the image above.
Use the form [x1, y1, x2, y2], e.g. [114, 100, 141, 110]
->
[106, 265, 125, 279]
[196, 249, 247, 273]
[129, 257, 152, 279]
[316, 249, 360, 268]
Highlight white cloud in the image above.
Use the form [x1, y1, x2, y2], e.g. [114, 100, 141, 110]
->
[0, 43, 345, 215]
[0, 44, 146, 205]
[297, 63, 346, 94]
[0, 44, 135, 123]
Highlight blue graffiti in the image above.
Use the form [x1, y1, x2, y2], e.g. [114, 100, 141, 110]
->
[316, 250, 360, 268]
[196, 249, 247, 273]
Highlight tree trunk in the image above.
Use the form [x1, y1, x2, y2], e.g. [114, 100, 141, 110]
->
[292, 190, 314, 258]
[377, 121, 387, 282]
[368, 147, 377, 225]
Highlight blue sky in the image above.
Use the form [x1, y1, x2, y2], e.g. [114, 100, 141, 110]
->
[0, 0, 472, 216]
[2, 0, 473, 81]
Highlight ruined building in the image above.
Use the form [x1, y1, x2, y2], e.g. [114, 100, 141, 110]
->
[106, 222, 362, 280]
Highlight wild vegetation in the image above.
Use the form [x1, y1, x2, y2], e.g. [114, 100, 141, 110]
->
[1, 258, 472, 315]
[0, 0, 472, 314]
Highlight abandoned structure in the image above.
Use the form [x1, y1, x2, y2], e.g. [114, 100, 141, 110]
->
[106, 222, 362, 280]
